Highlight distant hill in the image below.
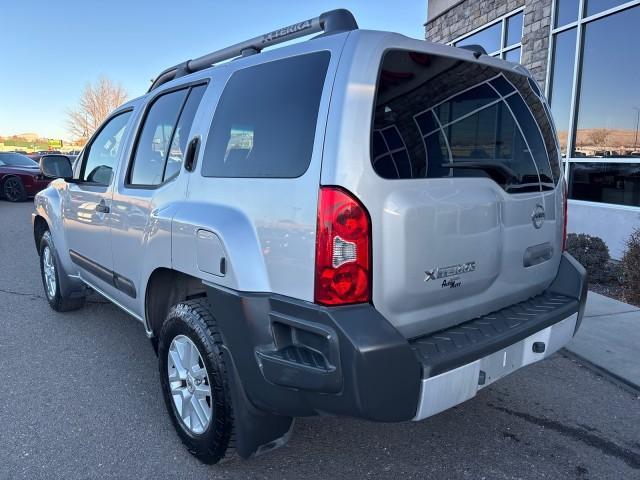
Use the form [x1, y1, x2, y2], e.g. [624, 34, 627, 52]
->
[557, 128, 639, 156]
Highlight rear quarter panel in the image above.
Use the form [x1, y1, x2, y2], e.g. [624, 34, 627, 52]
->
[171, 34, 348, 300]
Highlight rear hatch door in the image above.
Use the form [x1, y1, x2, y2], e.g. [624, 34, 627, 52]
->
[363, 46, 564, 338]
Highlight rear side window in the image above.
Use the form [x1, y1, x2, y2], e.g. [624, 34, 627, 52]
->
[372, 50, 560, 192]
[129, 84, 206, 186]
[201, 51, 331, 178]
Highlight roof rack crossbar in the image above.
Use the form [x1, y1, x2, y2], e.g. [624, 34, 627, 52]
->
[148, 8, 357, 92]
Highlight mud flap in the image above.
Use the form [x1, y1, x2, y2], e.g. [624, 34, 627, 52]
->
[221, 344, 294, 458]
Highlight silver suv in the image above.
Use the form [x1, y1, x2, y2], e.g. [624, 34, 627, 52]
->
[33, 9, 587, 464]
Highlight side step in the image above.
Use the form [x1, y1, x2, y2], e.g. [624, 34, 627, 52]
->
[410, 292, 579, 378]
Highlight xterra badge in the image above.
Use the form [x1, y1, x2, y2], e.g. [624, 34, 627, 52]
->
[424, 261, 476, 283]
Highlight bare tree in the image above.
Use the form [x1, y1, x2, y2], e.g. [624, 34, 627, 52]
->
[589, 128, 610, 148]
[67, 76, 128, 143]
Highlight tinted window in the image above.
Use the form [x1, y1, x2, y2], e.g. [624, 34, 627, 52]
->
[81, 111, 132, 185]
[569, 162, 640, 207]
[201, 51, 330, 178]
[372, 50, 560, 191]
[548, 28, 577, 156]
[572, 6, 640, 158]
[455, 22, 502, 54]
[586, 0, 628, 17]
[555, 0, 579, 27]
[505, 12, 523, 46]
[505, 47, 521, 63]
[164, 85, 207, 181]
[0, 153, 37, 167]
[130, 89, 188, 185]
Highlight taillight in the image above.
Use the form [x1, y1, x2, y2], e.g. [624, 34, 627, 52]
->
[562, 179, 568, 251]
[314, 186, 371, 306]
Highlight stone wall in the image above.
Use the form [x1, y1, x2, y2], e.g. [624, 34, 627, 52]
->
[424, 0, 553, 88]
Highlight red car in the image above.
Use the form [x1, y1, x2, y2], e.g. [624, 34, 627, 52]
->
[0, 152, 51, 202]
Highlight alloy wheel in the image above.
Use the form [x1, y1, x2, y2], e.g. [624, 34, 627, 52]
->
[42, 246, 57, 299]
[167, 335, 213, 434]
[4, 178, 22, 201]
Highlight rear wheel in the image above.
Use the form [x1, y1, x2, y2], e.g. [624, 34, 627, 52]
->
[158, 298, 235, 464]
[39, 231, 85, 312]
[3, 176, 27, 202]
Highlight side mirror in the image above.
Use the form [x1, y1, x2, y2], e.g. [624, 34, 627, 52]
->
[40, 154, 73, 180]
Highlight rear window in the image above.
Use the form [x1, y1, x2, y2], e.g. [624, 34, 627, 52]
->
[372, 50, 560, 192]
[201, 51, 331, 178]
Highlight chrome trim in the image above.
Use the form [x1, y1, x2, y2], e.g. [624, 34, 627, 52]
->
[413, 313, 578, 421]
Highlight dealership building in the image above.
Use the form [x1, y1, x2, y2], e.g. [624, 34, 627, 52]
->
[425, 0, 640, 258]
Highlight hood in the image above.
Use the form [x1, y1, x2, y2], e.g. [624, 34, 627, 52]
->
[2, 165, 40, 175]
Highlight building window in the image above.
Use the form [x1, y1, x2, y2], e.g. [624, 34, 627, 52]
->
[548, 27, 577, 156]
[548, 0, 640, 208]
[452, 8, 524, 62]
[585, 0, 630, 16]
[569, 162, 640, 207]
[573, 5, 640, 159]
[555, 0, 580, 27]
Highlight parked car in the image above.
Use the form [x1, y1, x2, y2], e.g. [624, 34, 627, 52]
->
[32, 9, 587, 464]
[0, 152, 51, 201]
[28, 150, 62, 164]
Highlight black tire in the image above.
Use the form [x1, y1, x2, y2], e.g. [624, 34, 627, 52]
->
[158, 298, 236, 464]
[39, 231, 86, 312]
[3, 176, 27, 202]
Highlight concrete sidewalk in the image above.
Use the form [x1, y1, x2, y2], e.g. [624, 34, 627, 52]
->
[566, 291, 640, 390]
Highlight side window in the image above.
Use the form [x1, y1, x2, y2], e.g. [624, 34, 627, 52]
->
[164, 85, 207, 181]
[129, 89, 188, 186]
[80, 111, 132, 185]
[129, 84, 207, 186]
[201, 51, 331, 178]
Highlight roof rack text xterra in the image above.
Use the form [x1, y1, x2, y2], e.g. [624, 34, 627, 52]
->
[148, 8, 358, 92]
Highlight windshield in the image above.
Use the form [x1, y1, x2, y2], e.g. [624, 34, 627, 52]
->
[0, 153, 38, 167]
[371, 49, 561, 192]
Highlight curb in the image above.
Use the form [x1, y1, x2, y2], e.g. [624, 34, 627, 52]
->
[561, 348, 640, 395]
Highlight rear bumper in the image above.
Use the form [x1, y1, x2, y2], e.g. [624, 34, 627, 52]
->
[206, 252, 587, 422]
[413, 312, 577, 420]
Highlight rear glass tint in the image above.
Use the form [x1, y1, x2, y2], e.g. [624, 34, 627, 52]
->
[372, 50, 560, 192]
[202, 51, 330, 178]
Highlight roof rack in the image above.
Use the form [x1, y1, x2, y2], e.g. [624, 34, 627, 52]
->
[148, 8, 358, 92]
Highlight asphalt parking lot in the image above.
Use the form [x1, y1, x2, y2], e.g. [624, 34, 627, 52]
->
[1, 200, 639, 479]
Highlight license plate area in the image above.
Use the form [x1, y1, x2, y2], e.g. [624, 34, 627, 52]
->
[477, 341, 526, 389]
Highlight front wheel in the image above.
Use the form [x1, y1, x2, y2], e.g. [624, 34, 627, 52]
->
[158, 298, 235, 464]
[39, 231, 85, 312]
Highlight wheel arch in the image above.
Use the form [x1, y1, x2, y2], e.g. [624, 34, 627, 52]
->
[144, 267, 208, 338]
[33, 214, 49, 254]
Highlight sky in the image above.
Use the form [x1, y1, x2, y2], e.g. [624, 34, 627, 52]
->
[0, 0, 426, 140]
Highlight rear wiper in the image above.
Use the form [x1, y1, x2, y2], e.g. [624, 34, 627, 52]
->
[441, 161, 519, 184]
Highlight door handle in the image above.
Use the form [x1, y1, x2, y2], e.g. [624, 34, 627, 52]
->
[95, 201, 110, 214]
[523, 242, 553, 267]
[184, 136, 200, 172]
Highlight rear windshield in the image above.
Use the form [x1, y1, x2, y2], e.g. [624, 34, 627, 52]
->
[202, 51, 330, 178]
[371, 49, 560, 192]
